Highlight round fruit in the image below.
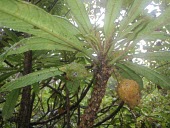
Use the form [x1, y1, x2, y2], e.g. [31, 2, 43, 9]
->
[117, 79, 141, 108]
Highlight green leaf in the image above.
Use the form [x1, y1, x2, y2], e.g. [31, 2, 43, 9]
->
[6, 37, 75, 56]
[0, 70, 18, 82]
[3, 28, 20, 43]
[1, 36, 76, 61]
[108, 20, 149, 59]
[124, 62, 170, 89]
[116, 63, 143, 89]
[0, 0, 86, 53]
[132, 51, 170, 61]
[151, 6, 170, 28]
[60, 62, 89, 80]
[122, 0, 134, 8]
[0, 67, 16, 72]
[104, 0, 122, 40]
[2, 89, 20, 120]
[66, 0, 92, 34]
[32, 83, 40, 95]
[140, 6, 170, 35]
[0, 68, 62, 92]
[144, 31, 170, 41]
[66, 80, 80, 94]
[119, 0, 151, 31]
[117, 18, 146, 41]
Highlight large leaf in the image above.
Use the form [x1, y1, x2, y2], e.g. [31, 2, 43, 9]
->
[108, 19, 149, 59]
[0, 67, 16, 72]
[149, 6, 170, 29]
[5, 37, 75, 57]
[143, 31, 170, 41]
[116, 63, 143, 89]
[104, 0, 122, 40]
[2, 89, 20, 120]
[66, 80, 80, 94]
[124, 62, 170, 89]
[59, 62, 89, 80]
[0, 0, 87, 54]
[119, 0, 151, 31]
[0, 70, 18, 82]
[132, 51, 170, 61]
[117, 18, 145, 41]
[0, 68, 62, 92]
[66, 0, 92, 34]
[65, 0, 100, 52]
[3, 28, 20, 43]
[139, 6, 170, 36]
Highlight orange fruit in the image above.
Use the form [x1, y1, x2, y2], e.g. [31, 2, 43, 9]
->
[117, 79, 141, 108]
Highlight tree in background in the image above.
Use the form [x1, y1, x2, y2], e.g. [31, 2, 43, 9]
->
[0, 0, 170, 127]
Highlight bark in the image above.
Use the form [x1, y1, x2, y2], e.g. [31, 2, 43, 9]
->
[65, 87, 71, 128]
[79, 56, 113, 128]
[18, 51, 32, 128]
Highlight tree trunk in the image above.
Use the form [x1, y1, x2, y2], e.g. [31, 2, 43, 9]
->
[79, 56, 113, 128]
[65, 86, 71, 128]
[18, 51, 32, 128]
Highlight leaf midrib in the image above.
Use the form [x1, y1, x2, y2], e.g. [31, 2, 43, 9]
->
[0, 1, 82, 51]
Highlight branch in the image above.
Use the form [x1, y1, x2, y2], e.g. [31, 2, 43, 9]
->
[65, 86, 71, 128]
[34, 0, 42, 5]
[4, 60, 14, 67]
[30, 75, 95, 126]
[46, 84, 65, 98]
[48, 0, 58, 12]
[93, 101, 124, 127]
[98, 98, 118, 114]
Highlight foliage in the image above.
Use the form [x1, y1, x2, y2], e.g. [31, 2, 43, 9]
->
[0, 0, 170, 127]
[0, 67, 62, 92]
[137, 87, 170, 127]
